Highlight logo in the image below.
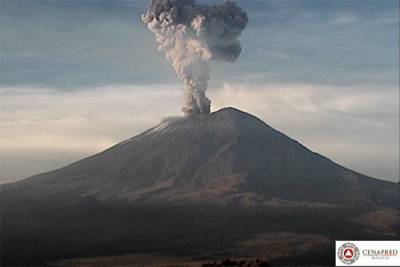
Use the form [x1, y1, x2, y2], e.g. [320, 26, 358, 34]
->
[336, 241, 400, 266]
[338, 242, 360, 265]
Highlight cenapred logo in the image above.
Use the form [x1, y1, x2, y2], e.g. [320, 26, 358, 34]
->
[336, 241, 400, 266]
[337, 242, 360, 265]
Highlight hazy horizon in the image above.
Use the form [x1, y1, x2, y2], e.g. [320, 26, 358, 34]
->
[1, 0, 399, 183]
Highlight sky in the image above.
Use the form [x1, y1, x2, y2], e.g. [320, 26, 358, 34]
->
[0, 0, 398, 183]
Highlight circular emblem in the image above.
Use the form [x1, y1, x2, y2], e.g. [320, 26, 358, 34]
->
[338, 242, 360, 265]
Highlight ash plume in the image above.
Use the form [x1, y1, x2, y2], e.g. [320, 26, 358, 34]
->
[142, 0, 248, 115]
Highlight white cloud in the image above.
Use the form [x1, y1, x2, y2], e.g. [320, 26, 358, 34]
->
[210, 83, 399, 182]
[0, 85, 181, 151]
[0, 83, 398, 183]
[0, 84, 183, 183]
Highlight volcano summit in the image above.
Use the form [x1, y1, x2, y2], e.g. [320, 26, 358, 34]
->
[1, 108, 398, 265]
[2, 107, 397, 207]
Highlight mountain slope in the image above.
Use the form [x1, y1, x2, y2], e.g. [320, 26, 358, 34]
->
[2, 107, 399, 266]
[2, 107, 397, 207]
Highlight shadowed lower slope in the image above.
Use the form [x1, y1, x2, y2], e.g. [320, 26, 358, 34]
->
[2, 107, 399, 266]
[2, 107, 397, 207]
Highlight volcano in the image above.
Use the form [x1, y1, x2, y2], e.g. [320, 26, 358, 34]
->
[2, 107, 397, 207]
[1, 107, 398, 266]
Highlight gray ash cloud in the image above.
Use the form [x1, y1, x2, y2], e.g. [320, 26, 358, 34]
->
[142, 0, 248, 115]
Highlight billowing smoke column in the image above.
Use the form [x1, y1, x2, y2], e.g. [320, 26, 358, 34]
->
[142, 0, 248, 115]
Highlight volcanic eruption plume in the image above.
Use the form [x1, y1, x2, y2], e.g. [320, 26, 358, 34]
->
[142, 0, 248, 115]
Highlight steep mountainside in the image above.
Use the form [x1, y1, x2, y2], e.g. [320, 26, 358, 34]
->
[2, 107, 397, 207]
[2, 107, 398, 266]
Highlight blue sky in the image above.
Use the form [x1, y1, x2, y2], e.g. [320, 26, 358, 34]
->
[0, 0, 399, 183]
[2, 0, 398, 88]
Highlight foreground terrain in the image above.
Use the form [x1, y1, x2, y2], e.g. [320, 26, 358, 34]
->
[1, 108, 398, 266]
